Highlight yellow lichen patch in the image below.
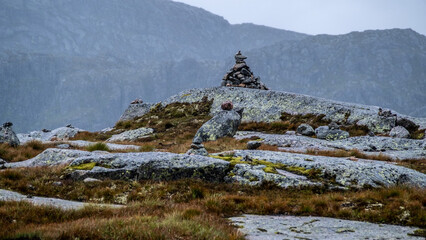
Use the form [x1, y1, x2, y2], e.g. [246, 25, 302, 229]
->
[68, 162, 97, 170]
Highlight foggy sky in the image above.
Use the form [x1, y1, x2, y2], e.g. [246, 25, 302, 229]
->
[173, 0, 426, 36]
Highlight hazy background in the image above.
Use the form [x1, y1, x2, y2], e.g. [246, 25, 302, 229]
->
[173, 0, 426, 35]
[1, 0, 425, 133]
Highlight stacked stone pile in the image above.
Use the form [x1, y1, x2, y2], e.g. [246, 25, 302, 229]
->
[221, 51, 268, 90]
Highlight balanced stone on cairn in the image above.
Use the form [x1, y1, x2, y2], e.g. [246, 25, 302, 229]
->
[221, 51, 268, 90]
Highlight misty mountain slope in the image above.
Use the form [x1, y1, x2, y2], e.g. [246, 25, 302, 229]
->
[0, 0, 306, 61]
[0, 0, 306, 132]
[247, 29, 426, 117]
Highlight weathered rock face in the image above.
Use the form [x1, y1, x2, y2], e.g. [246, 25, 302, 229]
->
[5, 148, 94, 168]
[107, 127, 154, 142]
[228, 150, 426, 189]
[389, 126, 410, 138]
[119, 103, 153, 122]
[17, 126, 84, 144]
[236, 131, 426, 160]
[137, 154, 230, 182]
[162, 87, 426, 134]
[296, 124, 315, 136]
[193, 108, 244, 143]
[0, 122, 20, 146]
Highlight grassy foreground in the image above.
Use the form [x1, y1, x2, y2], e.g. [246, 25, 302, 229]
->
[0, 166, 425, 239]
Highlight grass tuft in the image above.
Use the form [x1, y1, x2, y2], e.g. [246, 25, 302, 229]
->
[86, 142, 110, 152]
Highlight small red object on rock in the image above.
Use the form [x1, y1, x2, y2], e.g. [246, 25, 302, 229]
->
[221, 101, 233, 110]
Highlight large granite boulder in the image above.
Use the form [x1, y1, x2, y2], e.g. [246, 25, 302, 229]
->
[193, 108, 244, 143]
[0, 122, 20, 147]
[107, 127, 154, 142]
[389, 126, 410, 138]
[296, 124, 315, 136]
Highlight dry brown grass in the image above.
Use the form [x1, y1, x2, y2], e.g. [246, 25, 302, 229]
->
[0, 141, 57, 162]
[1, 167, 424, 233]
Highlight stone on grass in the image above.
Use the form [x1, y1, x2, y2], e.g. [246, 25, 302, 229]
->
[186, 143, 208, 156]
[83, 177, 102, 183]
[296, 124, 315, 136]
[107, 127, 154, 142]
[389, 126, 410, 138]
[221, 101, 233, 110]
[315, 126, 349, 140]
[0, 122, 20, 147]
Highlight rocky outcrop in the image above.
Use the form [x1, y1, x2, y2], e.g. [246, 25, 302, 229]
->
[17, 126, 84, 144]
[119, 102, 154, 122]
[230, 215, 423, 240]
[227, 150, 426, 188]
[236, 131, 426, 160]
[107, 127, 154, 142]
[390, 126, 410, 138]
[296, 124, 315, 136]
[162, 87, 426, 134]
[193, 108, 244, 143]
[0, 122, 20, 146]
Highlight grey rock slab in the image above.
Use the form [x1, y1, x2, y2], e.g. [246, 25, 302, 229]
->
[162, 87, 426, 133]
[0, 189, 121, 210]
[225, 164, 320, 188]
[193, 109, 243, 143]
[5, 149, 95, 168]
[119, 103, 154, 122]
[235, 131, 426, 160]
[107, 127, 154, 142]
[230, 150, 426, 188]
[17, 126, 84, 144]
[229, 215, 423, 240]
[69, 152, 230, 182]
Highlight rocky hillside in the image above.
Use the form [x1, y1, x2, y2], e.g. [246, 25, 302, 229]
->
[1, 0, 426, 134]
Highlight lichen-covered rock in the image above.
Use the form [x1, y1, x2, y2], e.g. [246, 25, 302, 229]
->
[297, 124, 315, 136]
[396, 117, 419, 132]
[226, 150, 426, 188]
[67, 152, 230, 182]
[17, 126, 84, 144]
[193, 108, 243, 142]
[107, 127, 154, 142]
[389, 126, 410, 138]
[5, 149, 94, 168]
[137, 154, 230, 182]
[236, 131, 426, 160]
[0, 122, 20, 147]
[225, 164, 321, 188]
[119, 102, 154, 122]
[315, 126, 349, 140]
[162, 87, 426, 134]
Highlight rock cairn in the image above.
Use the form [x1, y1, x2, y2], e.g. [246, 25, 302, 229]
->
[221, 51, 268, 90]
